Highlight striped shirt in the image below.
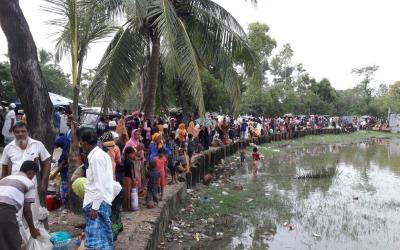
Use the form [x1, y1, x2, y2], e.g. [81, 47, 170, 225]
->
[0, 172, 35, 211]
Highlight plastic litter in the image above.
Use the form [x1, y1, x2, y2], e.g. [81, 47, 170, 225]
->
[131, 187, 139, 211]
[215, 232, 224, 240]
[27, 225, 53, 250]
[313, 232, 321, 237]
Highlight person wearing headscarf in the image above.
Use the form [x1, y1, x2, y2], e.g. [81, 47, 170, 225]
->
[158, 124, 165, 136]
[123, 129, 144, 191]
[176, 123, 187, 146]
[187, 121, 199, 139]
[99, 132, 123, 240]
[147, 133, 171, 162]
[116, 118, 129, 143]
[115, 119, 128, 153]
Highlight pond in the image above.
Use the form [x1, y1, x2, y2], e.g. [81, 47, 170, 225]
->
[207, 137, 400, 250]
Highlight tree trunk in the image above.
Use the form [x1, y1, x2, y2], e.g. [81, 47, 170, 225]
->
[175, 80, 195, 123]
[140, 42, 151, 111]
[0, 0, 55, 205]
[142, 36, 160, 123]
[68, 59, 84, 214]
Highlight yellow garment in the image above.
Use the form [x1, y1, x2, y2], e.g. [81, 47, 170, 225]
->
[185, 152, 190, 174]
[116, 118, 129, 143]
[158, 125, 164, 135]
[50, 169, 61, 186]
[72, 177, 87, 199]
[152, 132, 163, 149]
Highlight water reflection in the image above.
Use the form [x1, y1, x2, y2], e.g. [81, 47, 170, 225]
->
[215, 138, 400, 250]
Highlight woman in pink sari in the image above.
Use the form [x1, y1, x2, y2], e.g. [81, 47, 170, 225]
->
[124, 129, 144, 191]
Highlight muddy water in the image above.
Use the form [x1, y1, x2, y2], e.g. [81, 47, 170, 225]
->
[210, 138, 400, 250]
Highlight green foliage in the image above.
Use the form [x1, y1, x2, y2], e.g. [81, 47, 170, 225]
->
[41, 64, 72, 98]
[88, 0, 257, 115]
[0, 50, 71, 102]
[0, 61, 16, 102]
[201, 70, 234, 113]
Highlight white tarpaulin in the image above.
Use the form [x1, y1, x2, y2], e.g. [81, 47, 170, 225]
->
[49, 92, 73, 106]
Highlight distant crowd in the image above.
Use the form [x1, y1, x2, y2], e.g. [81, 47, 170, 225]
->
[0, 102, 390, 249]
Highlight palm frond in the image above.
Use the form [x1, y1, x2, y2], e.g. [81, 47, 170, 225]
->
[88, 23, 146, 110]
[187, 1, 260, 76]
[43, 0, 117, 63]
[153, 0, 205, 115]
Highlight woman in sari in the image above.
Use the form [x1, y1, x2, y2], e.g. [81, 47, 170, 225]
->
[187, 121, 199, 139]
[116, 118, 129, 152]
[176, 123, 187, 147]
[124, 129, 145, 192]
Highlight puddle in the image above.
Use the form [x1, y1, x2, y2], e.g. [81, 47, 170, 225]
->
[164, 136, 400, 250]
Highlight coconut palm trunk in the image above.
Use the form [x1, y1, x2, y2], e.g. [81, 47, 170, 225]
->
[142, 36, 160, 122]
[0, 0, 55, 204]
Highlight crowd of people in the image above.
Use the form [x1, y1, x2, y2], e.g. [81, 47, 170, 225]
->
[0, 103, 391, 249]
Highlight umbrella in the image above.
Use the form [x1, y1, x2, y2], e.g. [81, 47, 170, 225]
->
[195, 118, 212, 127]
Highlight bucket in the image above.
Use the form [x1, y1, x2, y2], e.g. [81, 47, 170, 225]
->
[50, 231, 72, 250]
[45, 195, 60, 211]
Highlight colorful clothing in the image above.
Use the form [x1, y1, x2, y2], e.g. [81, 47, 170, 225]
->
[84, 201, 113, 250]
[147, 143, 171, 162]
[252, 152, 260, 161]
[177, 123, 187, 143]
[154, 156, 167, 188]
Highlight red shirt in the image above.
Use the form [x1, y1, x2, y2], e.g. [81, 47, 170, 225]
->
[252, 152, 260, 161]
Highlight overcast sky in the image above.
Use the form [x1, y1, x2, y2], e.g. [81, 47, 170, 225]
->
[1, 0, 400, 89]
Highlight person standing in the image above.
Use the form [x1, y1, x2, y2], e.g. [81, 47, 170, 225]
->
[0, 161, 41, 250]
[51, 121, 72, 206]
[108, 121, 119, 141]
[1, 103, 16, 145]
[0, 122, 51, 226]
[78, 128, 114, 250]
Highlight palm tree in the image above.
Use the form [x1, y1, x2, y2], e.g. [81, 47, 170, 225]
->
[42, 0, 117, 205]
[0, 0, 56, 209]
[88, 0, 258, 120]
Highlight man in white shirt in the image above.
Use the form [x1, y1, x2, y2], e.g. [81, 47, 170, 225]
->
[0, 161, 41, 250]
[108, 120, 119, 140]
[78, 128, 114, 250]
[0, 122, 51, 226]
[2, 103, 16, 145]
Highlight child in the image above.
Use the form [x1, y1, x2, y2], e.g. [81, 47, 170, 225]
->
[122, 147, 136, 211]
[175, 148, 188, 182]
[252, 147, 261, 176]
[166, 133, 177, 185]
[153, 149, 167, 200]
[240, 148, 246, 164]
[146, 161, 160, 208]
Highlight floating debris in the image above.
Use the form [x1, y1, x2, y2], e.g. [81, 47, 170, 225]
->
[215, 232, 224, 240]
[313, 232, 321, 237]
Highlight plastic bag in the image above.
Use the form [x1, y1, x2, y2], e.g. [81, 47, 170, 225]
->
[27, 224, 53, 250]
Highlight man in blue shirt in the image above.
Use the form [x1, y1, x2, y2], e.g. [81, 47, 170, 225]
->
[51, 118, 71, 205]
